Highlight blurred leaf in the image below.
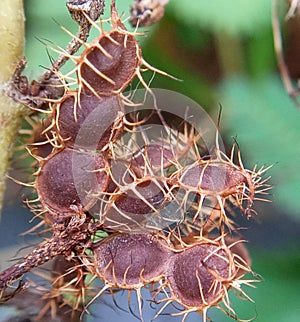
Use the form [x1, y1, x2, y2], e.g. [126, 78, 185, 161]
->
[245, 28, 277, 78]
[218, 76, 300, 219]
[140, 41, 216, 109]
[170, 0, 271, 36]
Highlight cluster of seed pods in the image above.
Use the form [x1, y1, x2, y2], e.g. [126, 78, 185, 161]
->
[0, 1, 271, 321]
[85, 231, 253, 321]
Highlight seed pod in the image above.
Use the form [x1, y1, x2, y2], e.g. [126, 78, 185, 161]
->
[92, 233, 172, 289]
[158, 236, 256, 321]
[166, 242, 234, 310]
[54, 91, 124, 150]
[76, 1, 172, 97]
[174, 162, 246, 197]
[130, 143, 175, 177]
[177, 233, 252, 278]
[169, 155, 269, 221]
[77, 28, 141, 96]
[36, 148, 108, 222]
[114, 179, 167, 214]
[101, 178, 171, 232]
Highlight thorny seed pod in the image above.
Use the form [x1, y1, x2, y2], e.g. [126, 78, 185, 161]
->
[76, 1, 141, 97]
[113, 179, 167, 214]
[36, 148, 109, 222]
[169, 146, 271, 222]
[160, 238, 254, 321]
[130, 143, 175, 177]
[168, 244, 231, 308]
[101, 177, 174, 232]
[76, 0, 172, 97]
[54, 90, 124, 150]
[110, 114, 196, 179]
[77, 29, 140, 97]
[178, 162, 245, 196]
[86, 232, 173, 320]
[178, 233, 252, 278]
[92, 232, 172, 288]
[0, 1, 270, 318]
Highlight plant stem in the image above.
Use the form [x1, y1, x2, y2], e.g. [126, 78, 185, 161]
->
[0, 0, 29, 214]
[0, 219, 99, 291]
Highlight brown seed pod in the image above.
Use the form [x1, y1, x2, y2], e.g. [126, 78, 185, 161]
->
[76, 0, 173, 97]
[76, 0, 142, 97]
[174, 161, 247, 223]
[178, 162, 245, 196]
[167, 243, 231, 308]
[36, 148, 109, 222]
[92, 232, 172, 289]
[175, 233, 252, 278]
[54, 90, 124, 150]
[130, 143, 176, 177]
[84, 232, 173, 320]
[101, 177, 174, 232]
[114, 179, 167, 214]
[160, 238, 254, 321]
[169, 147, 271, 223]
[108, 120, 195, 185]
[77, 29, 141, 97]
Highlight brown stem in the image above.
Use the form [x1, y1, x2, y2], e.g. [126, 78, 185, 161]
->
[41, 0, 105, 83]
[0, 220, 100, 291]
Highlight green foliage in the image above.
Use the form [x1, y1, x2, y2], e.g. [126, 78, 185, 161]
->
[170, 0, 272, 36]
[219, 76, 300, 219]
[141, 40, 216, 108]
[245, 27, 277, 78]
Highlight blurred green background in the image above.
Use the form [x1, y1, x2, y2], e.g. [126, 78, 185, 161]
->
[1, 0, 300, 321]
